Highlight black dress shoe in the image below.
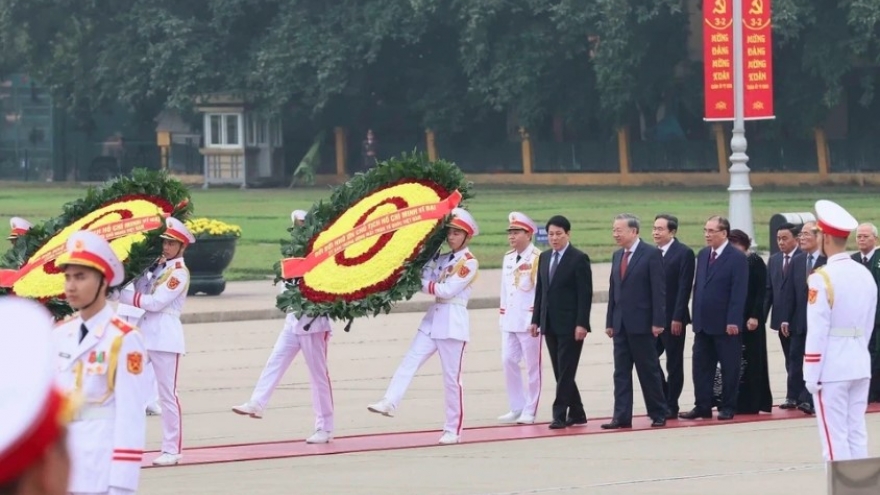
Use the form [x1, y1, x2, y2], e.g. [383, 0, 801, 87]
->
[779, 399, 797, 409]
[678, 408, 712, 419]
[797, 402, 815, 415]
[600, 420, 632, 430]
[566, 417, 588, 427]
[548, 419, 567, 430]
[665, 410, 679, 420]
[651, 418, 667, 427]
[717, 410, 735, 420]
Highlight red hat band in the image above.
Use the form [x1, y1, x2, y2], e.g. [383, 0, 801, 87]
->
[450, 219, 474, 236]
[164, 229, 190, 245]
[67, 250, 115, 281]
[817, 219, 850, 239]
[0, 388, 65, 483]
[508, 220, 534, 233]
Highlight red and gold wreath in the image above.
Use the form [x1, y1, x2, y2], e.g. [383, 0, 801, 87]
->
[282, 179, 460, 302]
[275, 152, 472, 325]
[0, 195, 171, 299]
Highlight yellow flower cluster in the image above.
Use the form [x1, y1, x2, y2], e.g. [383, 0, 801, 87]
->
[185, 218, 242, 238]
[303, 182, 441, 296]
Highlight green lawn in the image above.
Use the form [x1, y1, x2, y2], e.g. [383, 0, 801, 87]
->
[2, 183, 877, 280]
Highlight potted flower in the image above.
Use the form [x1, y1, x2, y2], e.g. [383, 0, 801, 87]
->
[183, 218, 242, 296]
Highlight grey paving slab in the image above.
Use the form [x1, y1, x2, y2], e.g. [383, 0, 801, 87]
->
[137, 305, 880, 495]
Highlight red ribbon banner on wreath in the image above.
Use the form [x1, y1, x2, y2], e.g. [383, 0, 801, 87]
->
[281, 190, 463, 279]
[0, 215, 164, 288]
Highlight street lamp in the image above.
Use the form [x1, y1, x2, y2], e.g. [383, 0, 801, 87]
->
[727, 0, 755, 247]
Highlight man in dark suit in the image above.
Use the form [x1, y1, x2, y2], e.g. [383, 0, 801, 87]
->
[764, 222, 800, 407]
[852, 223, 880, 402]
[652, 214, 695, 419]
[602, 214, 667, 429]
[781, 221, 826, 415]
[680, 215, 748, 421]
[529, 215, 593, 429]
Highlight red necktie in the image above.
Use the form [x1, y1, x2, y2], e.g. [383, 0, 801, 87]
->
[620, 250, 631, 278]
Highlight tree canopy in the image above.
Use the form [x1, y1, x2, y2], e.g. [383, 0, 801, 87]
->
[2, 0, 879, 138]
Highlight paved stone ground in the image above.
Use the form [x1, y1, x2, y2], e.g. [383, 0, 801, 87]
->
[138, 304, 880, 495]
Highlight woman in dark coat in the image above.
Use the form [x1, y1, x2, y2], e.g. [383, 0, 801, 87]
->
[728, 229, 773, 414]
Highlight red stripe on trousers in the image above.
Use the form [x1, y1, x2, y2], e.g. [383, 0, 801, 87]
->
[456, 342, 466, 435]
[173, 354, 183, 454]
[817, 390, 834, 461]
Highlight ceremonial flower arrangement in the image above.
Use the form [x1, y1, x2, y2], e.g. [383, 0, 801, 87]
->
[185, 218, 242, 239]
[0, 169, 192, 319]
[275, 152, 472, 328]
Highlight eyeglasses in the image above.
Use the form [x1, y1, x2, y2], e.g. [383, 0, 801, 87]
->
[703, 228, 721, 234]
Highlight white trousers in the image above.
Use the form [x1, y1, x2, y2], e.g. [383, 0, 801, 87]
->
[150, 350, 183, 455]
[249, 328, 334, 432]
[143, 360, 160, 406]
[384, 332, 466, 435]
[813, 378, 871, 461]
[501, 331, 542, 416]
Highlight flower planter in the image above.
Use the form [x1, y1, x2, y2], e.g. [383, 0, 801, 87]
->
[183, 236, 237, 296]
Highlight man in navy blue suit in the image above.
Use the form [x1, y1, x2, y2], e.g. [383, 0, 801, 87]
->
[680, 215, 748, 421]
[602, 214, 668, 429]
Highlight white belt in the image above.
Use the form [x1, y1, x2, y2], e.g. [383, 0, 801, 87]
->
[435, 297, 468, 307]
[72, 406, 115, 422]
[829, 327, 863, 337]
[160, 308, 181, 317]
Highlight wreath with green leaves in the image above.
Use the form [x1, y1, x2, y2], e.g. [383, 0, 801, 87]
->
[0, 168, 192, 319]
[275, 152, 473, 330]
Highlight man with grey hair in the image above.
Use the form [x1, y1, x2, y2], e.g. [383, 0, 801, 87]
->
[852, 222, 880, 402]
[781, 221, 826, 415]
[602, 213, 668, 428]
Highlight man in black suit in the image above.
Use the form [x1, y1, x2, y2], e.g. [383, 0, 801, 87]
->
[529, 215, 593, 429]
[652, 214, 695, 419]
[781, 221, 826, 415]
[680, 215, 748, 421]
[602, 214, 667, 429]
[851, 223, 879, 402]
[764, 222, 800, 407]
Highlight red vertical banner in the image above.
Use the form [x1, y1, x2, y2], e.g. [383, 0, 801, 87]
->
[742, 0, 775, 119]
[703, 0, 735, 120]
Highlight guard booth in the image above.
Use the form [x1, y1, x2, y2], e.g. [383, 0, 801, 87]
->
[827, 457, 880, 494]
[769, 212, 816, 256]
[194, 93, 283, 188]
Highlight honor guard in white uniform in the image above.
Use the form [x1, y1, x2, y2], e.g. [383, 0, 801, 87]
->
[232, 209, 335, 445]
[8, 216, 32, 244]
[368, 208, 480, 445]
[0, 297, 74, 495]
[498, 212, 543, 425]
[805, 200, 878, 462]
[116, 217, 194, 466]
[54, 231, 148, 495]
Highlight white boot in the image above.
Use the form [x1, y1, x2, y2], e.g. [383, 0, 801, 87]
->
[438, 431, 461, 445]
[497, 410, 522, 423]
[305, 430, 333, 444]
[231, 401, 264, 419]
[152, 452, 183, 466]
[367, 399, 395, 417]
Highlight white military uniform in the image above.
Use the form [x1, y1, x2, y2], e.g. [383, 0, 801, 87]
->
[233, 211, 334, 444]
[805, 200, 878, 462]
[499, 212, 542, 424]
[0, 297, 72, 488]
[369, 207, 479, 444]
[53, 231, 147, 495]
[117, 217, 193, 463]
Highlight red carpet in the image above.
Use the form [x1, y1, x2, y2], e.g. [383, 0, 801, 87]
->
[143, 403, 880, 468]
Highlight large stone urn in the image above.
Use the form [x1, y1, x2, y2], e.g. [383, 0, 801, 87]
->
[183, 236, 237, 296]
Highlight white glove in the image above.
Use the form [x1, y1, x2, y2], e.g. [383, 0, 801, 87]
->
[805, 381, 822, 395]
